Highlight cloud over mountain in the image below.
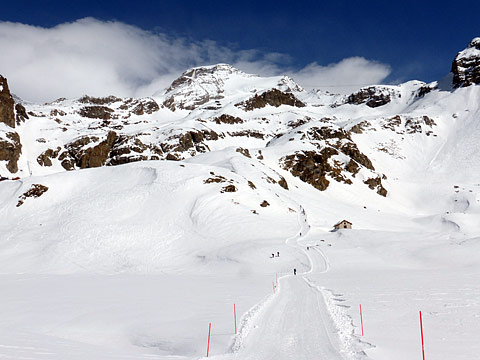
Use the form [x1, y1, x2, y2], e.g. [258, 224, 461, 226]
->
[0, 18, 391, 102]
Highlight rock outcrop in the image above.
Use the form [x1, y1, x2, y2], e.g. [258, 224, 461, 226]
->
[236, 89, 305, 111]
[346, 86, 397, 108]
[59, 131, 117, 170]
[15, 103, 29, 125]
[0, 132, 22, 173]
[0, 76, 15, 128]
[452, 37, 480, 88]
[281, 125, 387, 195]
[16, 184, 49, 207]
[79, 105, 114, 120]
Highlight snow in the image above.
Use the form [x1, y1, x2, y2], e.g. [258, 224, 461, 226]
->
[456, 38, 480, 60]
[1, 62, 480, 359]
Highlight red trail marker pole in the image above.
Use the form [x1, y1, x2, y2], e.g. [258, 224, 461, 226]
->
[234, 304, 237, 334]
[359, 304, 364, 336]
[420, 311, 425, 360]
[206, 322, 211, 357]
[272, 281, 275, 294]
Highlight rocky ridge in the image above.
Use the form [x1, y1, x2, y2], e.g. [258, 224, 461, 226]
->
[452, 38, 480, 88]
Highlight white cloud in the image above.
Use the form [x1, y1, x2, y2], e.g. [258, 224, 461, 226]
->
[289, 58, 392, 94]
[0, 18, 391, 102]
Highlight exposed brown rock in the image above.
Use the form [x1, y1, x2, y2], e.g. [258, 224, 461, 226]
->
[60, 131, 117, 170]
[364, 177, 388, 197]
[308, 126, 348, 141]
[278, 176, 289, 190]
[349, 121, 371, 134]
[340, 142, 374, 170]
[15, 104, 29, 125]
[281, 150, 336, 191]
[416, 84, 436, 97]
[236, 147, 251, 158]
[130, 99, 160, 115]
[162, 97, 177, 111]
[422, 116, 436, 127]
[78, 95, 122, 105]
[50, 109, 67, 117]
[383, 115, 402, 131]
[260, 200, 270, 207]
[79, 106, 114, 120]
[288, 117, 312, 128]
[16, 184, 49, 207]
[60, 158, 75, 170]
[452, 38, 480, 88]
[221, 184, 237, 193]
[228, 130, 264, 139]
[204, 175, 228, 184]
[213, 114, 244, 124]
[166, 153, 180, 161]
[78, 131, 117, 168]
[163, 130, 221, 154]
[37, 147, 61, 167]
[347, 87, 393, 108]
[0, 132, 22, 173]
[236, 89, 305, 111]
[345, 160, 360, 176]
[0, 75, 15, 128]
[108, 135, 154, 166]
[248, 181, 256, 189]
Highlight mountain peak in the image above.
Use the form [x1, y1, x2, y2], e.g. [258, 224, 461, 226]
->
[468, 37, 480, 49]
[451, 37, 480, 88]
[165, 64, 251, 94]
[160, 63, 255, 111]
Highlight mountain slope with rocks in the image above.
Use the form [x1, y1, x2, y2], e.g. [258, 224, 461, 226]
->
[0, 38, 480, 360]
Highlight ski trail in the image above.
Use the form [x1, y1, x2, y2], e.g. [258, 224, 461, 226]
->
[211, 205, 346, 360]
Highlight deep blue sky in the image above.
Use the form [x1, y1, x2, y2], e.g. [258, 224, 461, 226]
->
[3, 0, 479, 83]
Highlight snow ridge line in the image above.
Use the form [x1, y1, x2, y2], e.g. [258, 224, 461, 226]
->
[304, 277, 372, 360]
[226, 292, 275, 354]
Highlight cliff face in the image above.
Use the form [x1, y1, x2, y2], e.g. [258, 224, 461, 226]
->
[0, 76, 22, 173]
[452, 38, 480, 88]
[0, 76, 15, 128]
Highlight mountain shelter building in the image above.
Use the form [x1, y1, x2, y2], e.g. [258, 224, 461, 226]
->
[333, 220, 352, 230]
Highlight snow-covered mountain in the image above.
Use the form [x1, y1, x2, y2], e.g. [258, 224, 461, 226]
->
[2, 39, 480, 201]
[0, 38, 480, 360]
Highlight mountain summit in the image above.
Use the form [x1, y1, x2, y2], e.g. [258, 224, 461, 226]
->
[451, 37, 480, 87]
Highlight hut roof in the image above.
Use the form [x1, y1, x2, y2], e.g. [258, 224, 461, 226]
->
[334, 219, 352, 227]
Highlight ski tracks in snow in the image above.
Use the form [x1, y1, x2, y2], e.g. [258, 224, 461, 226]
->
[211, 204, 360, 360]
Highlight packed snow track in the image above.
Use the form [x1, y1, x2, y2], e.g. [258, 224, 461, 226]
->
[216, 245, 346, 360]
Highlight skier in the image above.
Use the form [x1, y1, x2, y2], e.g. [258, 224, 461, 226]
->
[307, 246, 309, 250]
[271, 253, 275, 258]
[293, 268, 297, 275]
[276, 251, 280, 257]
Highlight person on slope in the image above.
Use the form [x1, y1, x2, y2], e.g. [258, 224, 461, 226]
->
[293, 268, 297, 275]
